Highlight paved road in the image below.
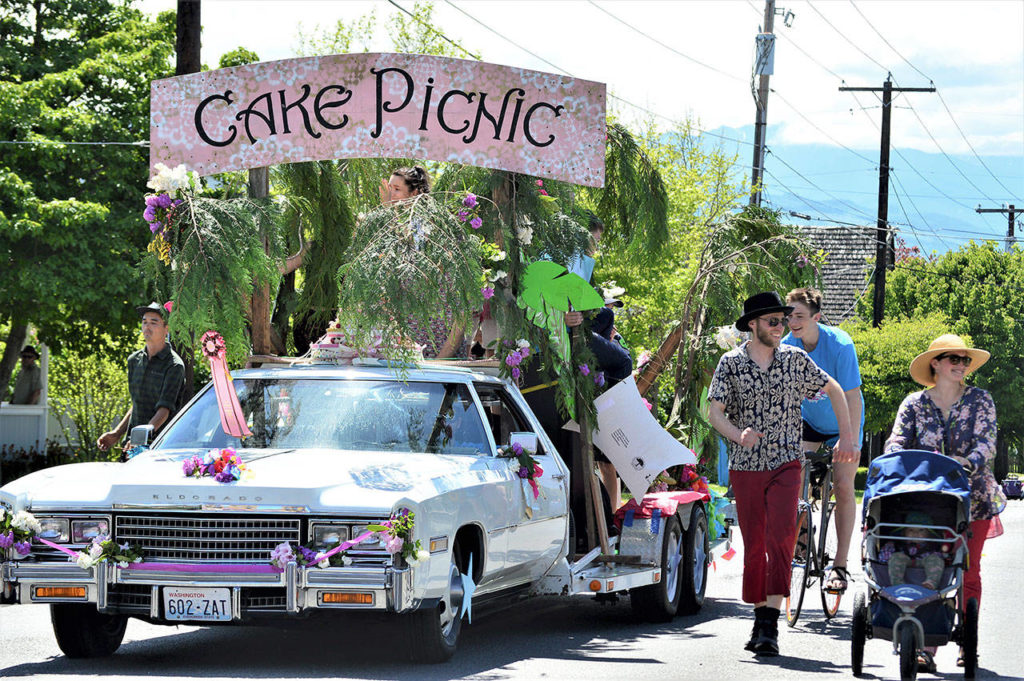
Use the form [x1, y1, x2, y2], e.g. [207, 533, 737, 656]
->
[2, 502, 1021, 680]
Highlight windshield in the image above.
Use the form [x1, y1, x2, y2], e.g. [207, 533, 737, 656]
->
[156, 378, 491, 455]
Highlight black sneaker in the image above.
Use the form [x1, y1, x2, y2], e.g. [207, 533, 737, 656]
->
[754, 618, 779, 656]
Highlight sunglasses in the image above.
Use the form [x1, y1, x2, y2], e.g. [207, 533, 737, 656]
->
[935, 354, 972, 367]
[757, 316, 788, 328]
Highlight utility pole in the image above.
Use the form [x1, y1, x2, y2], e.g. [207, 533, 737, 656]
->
[749, 2, 795, 206]
[975, 204, 1021, 252]
[175, 1, 201, 76]
[749, 0, 775, 207]
[839, 75, 935, 327]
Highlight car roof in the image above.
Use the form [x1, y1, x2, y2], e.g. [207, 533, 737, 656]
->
[232, 359, 507, 386]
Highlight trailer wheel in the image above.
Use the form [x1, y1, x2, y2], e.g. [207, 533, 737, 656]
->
[630, 514, 683, 622]
[50, 604, 127, 658]
[678, 503, 709, 615]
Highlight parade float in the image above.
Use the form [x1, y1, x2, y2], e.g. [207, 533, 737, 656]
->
[0, 53, 731, 662]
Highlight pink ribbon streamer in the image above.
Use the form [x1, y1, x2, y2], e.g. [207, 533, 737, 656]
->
[33, 523, 395, 573]
[210, 354, 252, 438]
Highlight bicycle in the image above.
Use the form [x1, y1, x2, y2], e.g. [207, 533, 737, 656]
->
[785, 448, 842, 627]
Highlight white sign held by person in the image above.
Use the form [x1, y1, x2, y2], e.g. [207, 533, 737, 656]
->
[591, 376, 697, 500]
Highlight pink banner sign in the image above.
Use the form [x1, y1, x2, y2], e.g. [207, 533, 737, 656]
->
[150, 53, 607, 187]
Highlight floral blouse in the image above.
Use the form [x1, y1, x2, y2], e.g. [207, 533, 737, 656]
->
[885, 386, 1004, 520]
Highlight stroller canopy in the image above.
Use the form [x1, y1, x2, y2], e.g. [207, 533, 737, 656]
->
[863, 449, 971, 518]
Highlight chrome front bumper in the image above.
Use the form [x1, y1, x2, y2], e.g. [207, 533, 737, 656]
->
[2, 560, 417, 616]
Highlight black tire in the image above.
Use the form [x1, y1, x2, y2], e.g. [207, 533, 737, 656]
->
[820, 501, 842, 619]
[786, 507, 812, 627]
[50, 603, 127, 658]
[678, 504, 709, 615]
[630, 514, 684, 622]
[406, 547, 465, 663]
[963, 597, 979, 680]
[851, 590, 868, 677]
[898, 623, 918, 681]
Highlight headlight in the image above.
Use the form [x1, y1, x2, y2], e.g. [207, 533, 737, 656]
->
[38, 518, 70, 543]
[71, 519, 109, 543]
[310, 523, 349, 550]
[351, 525, 381, 547]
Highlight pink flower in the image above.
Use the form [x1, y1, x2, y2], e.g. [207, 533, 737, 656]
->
[163, 301, 174, 313]
[482, 286, 495, 299]
[535, 180, 544, 187]
[642, 398, 653, 412]
[538, 189, 549, 196]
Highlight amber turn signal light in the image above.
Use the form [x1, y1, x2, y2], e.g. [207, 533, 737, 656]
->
[34, 586, 86, 599]
[321, 592, 373, 605]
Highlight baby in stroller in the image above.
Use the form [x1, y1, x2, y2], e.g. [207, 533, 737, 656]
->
[876, 510, 951, 590]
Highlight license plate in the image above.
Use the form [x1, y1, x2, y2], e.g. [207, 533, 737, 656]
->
[163, 587, 232, 622]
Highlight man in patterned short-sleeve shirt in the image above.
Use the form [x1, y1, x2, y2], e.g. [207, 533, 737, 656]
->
[708, 291, 857, 657]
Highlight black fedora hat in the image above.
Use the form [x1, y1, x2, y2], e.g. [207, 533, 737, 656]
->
[735, 291, 793, 332]
[20, 345, 40, 358]
[135, 301, 167, 318]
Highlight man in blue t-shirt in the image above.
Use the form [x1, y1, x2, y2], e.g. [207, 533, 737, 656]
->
[782, 287, 865, 594]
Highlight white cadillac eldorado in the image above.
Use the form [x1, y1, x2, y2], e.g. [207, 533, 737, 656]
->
[1, 362, 716, 662]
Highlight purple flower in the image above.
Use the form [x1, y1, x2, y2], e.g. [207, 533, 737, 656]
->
[143, 205, 157, 222]
[470, 216, 483, 230]
[511, 366, 521, 379]
[505, 354, 516, 367]
[150, 220, 163, 233]
[145, 195, 161, 207]
[214, 470, 235, 483]
[482, 286, 494, 299]
[579, 364, 590, 376]
[512, 442, 523, 456]
[594, 371, 606, 387]
[0, 531, 13, 548]
[458, 210, 469, 222]
[463, 193, 478, 208]
[298, 545, 318, 563]
[13, 541, 31, 556]
[182, 458, 197, 476]
[517, 465, 530, 479]
[156, 193, 174, 209]
[796, 254, 809, 268]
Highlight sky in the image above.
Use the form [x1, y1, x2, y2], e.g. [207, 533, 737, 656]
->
[137, 0, 1024, 248]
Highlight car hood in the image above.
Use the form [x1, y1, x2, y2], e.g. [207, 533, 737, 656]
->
[0, 448, 510, 515]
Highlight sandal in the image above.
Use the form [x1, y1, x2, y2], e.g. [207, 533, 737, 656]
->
[956, 647, 966, 668]
[917, 650, 937, 674]
[825, 566, 850, 593]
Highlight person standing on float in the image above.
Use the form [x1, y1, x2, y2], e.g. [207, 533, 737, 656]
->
[707, 292, 857, 657]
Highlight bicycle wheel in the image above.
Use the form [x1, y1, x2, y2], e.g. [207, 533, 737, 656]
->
[819, 499, 842, 618]
[786, 505, 812, 627]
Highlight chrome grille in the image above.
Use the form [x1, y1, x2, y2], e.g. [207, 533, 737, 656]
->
[115, 515, 301, 563]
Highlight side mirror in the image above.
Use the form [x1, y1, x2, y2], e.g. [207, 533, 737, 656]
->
[508, 432, 539, 453]
[129, 424, 155, 447]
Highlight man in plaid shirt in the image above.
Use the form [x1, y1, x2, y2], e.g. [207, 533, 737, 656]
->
[97, 302, 184, 452]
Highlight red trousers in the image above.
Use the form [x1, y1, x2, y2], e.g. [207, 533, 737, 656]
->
[731, 459, 801, 604]
[964, 517, 991, 608]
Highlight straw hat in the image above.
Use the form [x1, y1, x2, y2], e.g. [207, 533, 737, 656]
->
[908, 334, 989, 387]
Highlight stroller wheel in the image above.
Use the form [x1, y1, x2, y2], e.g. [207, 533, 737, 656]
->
[851, 591, 868, 676]
[962, 597, 979, 679]
[898, 623, 918, 681]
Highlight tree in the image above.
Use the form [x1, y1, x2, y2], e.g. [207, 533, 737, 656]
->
[867, 241, 1024, 456]
[0, 1, 176, 390]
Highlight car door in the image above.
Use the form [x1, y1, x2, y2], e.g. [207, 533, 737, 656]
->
[474, 383, 568, 582]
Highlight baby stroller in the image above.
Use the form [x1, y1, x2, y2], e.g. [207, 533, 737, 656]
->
[1002, 473, 1022, 500]
[851, 450, 976, 681]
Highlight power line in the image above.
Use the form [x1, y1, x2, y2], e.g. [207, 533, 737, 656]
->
[0, 139, 148, 147]
[385, 0, 480, 60]
[847, 1, 1018, 198]
[806, 0, 889, 74]
[441, 0, 757, 149]
[586, 0, 745, 83]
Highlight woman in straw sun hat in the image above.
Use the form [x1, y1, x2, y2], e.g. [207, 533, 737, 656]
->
[885, 333, 1006, 671]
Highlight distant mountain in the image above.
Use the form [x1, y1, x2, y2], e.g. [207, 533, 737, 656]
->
[704, 125, 1024, 255]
